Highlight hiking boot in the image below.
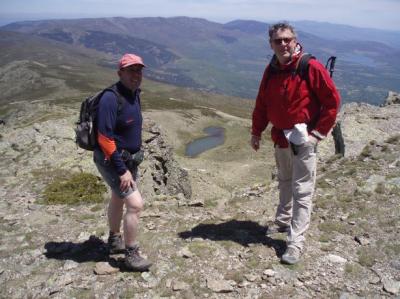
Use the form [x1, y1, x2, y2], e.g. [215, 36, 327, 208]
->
[265, 222, 290, 236]
[281, 246, 301, 265]
[125, 245, 152, 271]
[108, 232, 125, 254]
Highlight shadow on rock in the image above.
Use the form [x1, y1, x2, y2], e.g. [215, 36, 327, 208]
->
[44, 235, 126, 270]
[178, 220, 286, 256]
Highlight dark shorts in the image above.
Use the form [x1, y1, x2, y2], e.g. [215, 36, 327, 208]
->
[93, 149, 139, 199]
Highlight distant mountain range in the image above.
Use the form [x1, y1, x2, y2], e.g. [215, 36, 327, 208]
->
[0, 30, 115, 107]
[1, 17, 400, 105]
[292, 21, 400, 49]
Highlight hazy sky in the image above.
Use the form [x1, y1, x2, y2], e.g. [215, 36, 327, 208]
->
[1, 0, 399, 31]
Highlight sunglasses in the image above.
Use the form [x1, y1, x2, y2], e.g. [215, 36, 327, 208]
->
[272, 37, 295, 45]
[124, 66, 143, 73]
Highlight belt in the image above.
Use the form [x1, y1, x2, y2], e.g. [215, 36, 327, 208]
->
[121, 149, 144, 165]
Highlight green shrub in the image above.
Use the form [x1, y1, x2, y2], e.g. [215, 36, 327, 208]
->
[43, 172, 106, 205]
[359, 145, 372, 158]
[384, 243, 400, 256]
[345, 262, 363, 276]
[385, 134, 400, 145]
[374, 182, 385, 194]
[318, 221, 349, 234]
[357, 247, 378, 267]
[319, 233, 331, 243]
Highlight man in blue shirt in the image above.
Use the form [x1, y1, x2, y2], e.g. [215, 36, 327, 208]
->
[93, 53, 151, 271]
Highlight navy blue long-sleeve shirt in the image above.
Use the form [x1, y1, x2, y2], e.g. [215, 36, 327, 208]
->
[96, 81, 142, 175]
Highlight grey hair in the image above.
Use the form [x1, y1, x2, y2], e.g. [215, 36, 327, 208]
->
[268, 22, 297, 39]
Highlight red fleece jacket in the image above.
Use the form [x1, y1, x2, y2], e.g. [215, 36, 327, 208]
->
[252, 50, 340, 147]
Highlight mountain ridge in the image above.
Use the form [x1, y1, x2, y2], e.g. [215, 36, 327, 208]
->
[1, 16, 400, 104]
[292, 20, 400, 48]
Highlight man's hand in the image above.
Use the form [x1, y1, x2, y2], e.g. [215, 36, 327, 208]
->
[251, 135, 261, 151]
[308, 134, 319, 146]
[120, 170, 136, 192]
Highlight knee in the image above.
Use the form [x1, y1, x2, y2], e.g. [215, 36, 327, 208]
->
[125, 197, 144, 214]
[126, 204, 143, 214]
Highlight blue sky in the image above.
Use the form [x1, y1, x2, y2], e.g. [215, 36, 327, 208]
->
[1, 0, 399, 31]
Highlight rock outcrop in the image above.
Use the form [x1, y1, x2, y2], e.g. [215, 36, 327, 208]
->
[319, 102, 400, 158]
[382, 90, 400, 106]
[0, 102, 191, 200]
[142, 118, 191, 199]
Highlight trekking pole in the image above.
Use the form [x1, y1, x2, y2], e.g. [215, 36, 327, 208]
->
[325, 56, 336, 78]
[326, 56, 345, 157]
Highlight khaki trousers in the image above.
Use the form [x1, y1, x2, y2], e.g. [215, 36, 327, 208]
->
[274, 142, 317, 251]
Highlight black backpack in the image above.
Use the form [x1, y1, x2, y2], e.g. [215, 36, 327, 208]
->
[75, 84, 124, 151]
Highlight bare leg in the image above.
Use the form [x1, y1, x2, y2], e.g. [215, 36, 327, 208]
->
[108, 191, 124, 233]
[123, 189, 144, 247]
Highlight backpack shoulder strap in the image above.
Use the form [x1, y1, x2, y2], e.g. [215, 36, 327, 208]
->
[263, 55, 278, 89]
[296, 53, 315, 84]
[264, 54, 315, 90]
[104, 84, 125, 114]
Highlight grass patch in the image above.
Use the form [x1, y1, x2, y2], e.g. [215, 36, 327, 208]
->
[316, 179, 333, 189]
[337, 194, 354, 203]
[188, 241, 216, 258]
[320, 244, 334, 252]
[319, 233, 331, 243]
[347, 202, 372, 220]
[200, 108, 220, 118]
[345, 262, 364, 276]
[343, 167, 357, 176]
[282, 261, 305, 271]
[385, 134, 400, 145]
[42, 172, 106, 205]
[0, 223, 15, 233]
[357, 247, 378, 267]
[384, 243, 400, 256]
[374, 182, 385, 194]
[359, 145, 372, 159]
[318, 221, 350, 235]
[245, 255, 261, 269]
[76, 214, 96, 221]
[381, 144, 390, 153]
[48, 219, 59, 225]
[315, 195, 335, 209]
[142, 92, 196, 111]
[378, 216, 397, 233]
[325, 154, 343, 165]
[204, 198, 218, 208]
[389, 186, 400, 196]
[225, 270, 245, 283]
[90, 204, 104, 212]
[68, 289, 93, 299]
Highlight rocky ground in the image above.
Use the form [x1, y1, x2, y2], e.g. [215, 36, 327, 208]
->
[0, 99, 399, 298]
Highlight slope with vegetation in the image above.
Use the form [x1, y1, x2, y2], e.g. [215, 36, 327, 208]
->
[2, 16, 400, 103]
[1, 92, 399, 298]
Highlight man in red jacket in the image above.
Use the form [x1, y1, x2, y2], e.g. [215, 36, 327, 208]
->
[251, 23, 340, 264]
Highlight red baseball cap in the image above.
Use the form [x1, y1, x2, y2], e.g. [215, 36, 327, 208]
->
[118, 53, 145, 69]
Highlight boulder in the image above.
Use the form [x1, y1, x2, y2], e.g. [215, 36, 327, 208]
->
[382, 91, 400, 106]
